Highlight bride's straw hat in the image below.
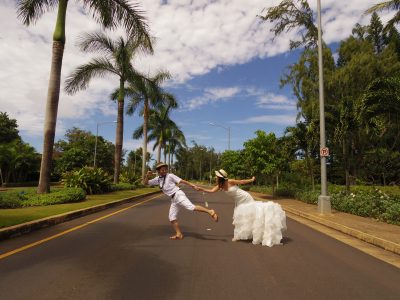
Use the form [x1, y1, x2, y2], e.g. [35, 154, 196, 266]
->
[215, 169, 228, 178]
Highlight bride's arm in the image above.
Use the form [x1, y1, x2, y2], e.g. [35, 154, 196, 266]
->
[228, 176, 255, 185]
[197, 185, 219, 193]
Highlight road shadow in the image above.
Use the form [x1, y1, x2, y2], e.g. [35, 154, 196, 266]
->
[183, 231, 230, 242]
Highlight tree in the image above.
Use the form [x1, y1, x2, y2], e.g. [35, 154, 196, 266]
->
[132, 103, 179, 163]
[284, 122, 318, 189]
[259, 0, 318, 50]
[125, 71, 173, 180]
[367, 12, 386, 54]
[220, 150, 249, 179]
[365, 0, 400, 30]
[53, 127, 114, 177]
[65, 32, 153, 184]
[0, 112, 20, 143]
[243, 131, 287, 194]
[17, 0, 152, 193]
[165, 126, 186, 169]
[0, 140, 40, 185]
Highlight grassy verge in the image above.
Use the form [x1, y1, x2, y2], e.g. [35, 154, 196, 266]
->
[0, 187, 158, 229]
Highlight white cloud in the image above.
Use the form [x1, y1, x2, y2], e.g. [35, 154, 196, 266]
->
[232, 114, 296, 125]
[0, 0, 395, 142]
[183, 86, 240, 110]
[256, 93, 296, 110]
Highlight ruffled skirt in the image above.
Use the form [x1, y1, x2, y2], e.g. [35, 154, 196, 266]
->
[232, 201, 287, 247]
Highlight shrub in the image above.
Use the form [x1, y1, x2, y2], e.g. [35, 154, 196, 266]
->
[119, 171, 141, 185]
[62, 167, 112, 194]
[110, 183, 136, 192]
[25, 188, 86, 206]
[0, 187, 86, 208]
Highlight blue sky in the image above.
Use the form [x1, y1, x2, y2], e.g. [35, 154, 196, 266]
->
[0, 0, 393, 156]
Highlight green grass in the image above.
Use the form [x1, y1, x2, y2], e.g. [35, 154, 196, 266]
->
[0, 187, 158, 229]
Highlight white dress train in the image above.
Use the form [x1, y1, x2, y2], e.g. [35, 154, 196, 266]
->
[225, 185, 287, 247]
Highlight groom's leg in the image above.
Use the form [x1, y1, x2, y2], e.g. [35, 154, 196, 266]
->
[169, 203, 183, 238]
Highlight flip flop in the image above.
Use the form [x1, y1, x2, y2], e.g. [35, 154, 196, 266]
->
[170, 234, 184, 240]
[210, 210, 219, 222]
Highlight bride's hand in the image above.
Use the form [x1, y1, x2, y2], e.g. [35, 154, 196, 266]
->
[251, 176, 256, 182]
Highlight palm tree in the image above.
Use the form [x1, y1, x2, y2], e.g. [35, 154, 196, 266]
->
[65, 32, 152, 184]
[131, 102, 179, 164]
[365, 1, 400, 29]
[125, 72, 175, 180]
[165, 127, 186, 169]
[132, 106, 175, 163]
[16, 0, 152, 193]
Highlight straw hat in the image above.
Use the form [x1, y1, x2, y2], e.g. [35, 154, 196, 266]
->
[215, 169, 228, 178]
[155, 162, 168, 170]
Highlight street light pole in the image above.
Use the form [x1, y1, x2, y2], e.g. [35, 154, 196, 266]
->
[317, 0, 331, 214]
[94, 121, 117, 168]
[208, 122, 231, 150]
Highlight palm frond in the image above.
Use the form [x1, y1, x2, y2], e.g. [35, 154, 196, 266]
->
[65, 58, 118, 94]
[132, 126, 143, 139]
[81, 0, 153, 53]
[17, 0, 58, 26]
[76, 31, 116, 56]
[126, 95, 144, 115]
[365, 1, 400, 15]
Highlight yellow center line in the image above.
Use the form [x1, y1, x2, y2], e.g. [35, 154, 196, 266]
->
[0, 194, 162, 260]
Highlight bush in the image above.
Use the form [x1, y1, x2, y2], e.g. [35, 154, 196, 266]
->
[25, 188, 86, 206]
[1, 182, 60, 188]
[293, 186, 400, 225]
[0, 191, 27, 208]
[0, 187, 86, 209]
[62, 167, 112, 194]
[110, 183, 136, 192]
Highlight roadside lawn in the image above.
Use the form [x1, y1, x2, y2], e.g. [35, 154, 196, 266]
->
[0, 187, 158, 228]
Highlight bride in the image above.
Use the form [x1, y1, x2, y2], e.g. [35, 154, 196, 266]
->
[197, 169, 287, 247]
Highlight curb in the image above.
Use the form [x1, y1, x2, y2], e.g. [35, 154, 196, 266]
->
[249, 193, 400, 256]
[282, 206, 400, 255]
[0, 190, 161, 241]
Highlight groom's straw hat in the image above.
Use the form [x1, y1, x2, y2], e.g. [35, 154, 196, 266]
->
[155, 162, 168, 170]
[215, 169, 228, 178]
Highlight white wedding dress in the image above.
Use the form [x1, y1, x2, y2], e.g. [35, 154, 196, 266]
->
[225, 185, 287, 247]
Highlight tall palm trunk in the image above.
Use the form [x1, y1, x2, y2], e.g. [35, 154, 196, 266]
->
[114, 79, 125, 184]
[38, 0, 68, 193]
[157, 138, 162, 163]
[168, 144, 171, 168]
[142, 99, 149, 181]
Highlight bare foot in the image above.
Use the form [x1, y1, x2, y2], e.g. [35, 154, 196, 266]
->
[170, 234, 184, 240]
[210, 209, 219, 222]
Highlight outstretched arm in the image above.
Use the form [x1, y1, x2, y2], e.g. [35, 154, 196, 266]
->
[197, 185, 219, 193]
[228, 176, 256, 185]
[179, 179, 199, 190]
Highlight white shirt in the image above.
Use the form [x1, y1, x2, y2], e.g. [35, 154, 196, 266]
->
[148, 173, 182, 196]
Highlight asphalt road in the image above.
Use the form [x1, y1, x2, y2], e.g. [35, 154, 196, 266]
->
[0, 187, 399, 300]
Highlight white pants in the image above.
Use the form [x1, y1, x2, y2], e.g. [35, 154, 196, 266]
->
[169, 190, 196, 221]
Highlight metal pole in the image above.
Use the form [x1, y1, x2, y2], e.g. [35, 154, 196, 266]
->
[94, 123, 99, 168]
[317, 0, 331, 214]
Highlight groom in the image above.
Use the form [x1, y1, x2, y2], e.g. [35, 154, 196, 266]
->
[144, 162, 219, 240]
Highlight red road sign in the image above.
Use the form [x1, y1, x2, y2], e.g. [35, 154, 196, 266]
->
[320, 147, 329, 157]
